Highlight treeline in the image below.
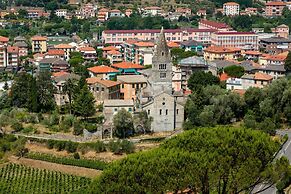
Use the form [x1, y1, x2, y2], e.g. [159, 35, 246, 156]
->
[184, 72, 291, 135]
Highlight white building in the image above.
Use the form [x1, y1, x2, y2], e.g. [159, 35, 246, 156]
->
[223, 2, 240, 16]
[55, 9, 67, 17]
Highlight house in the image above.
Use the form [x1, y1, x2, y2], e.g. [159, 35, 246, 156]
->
[117, 75, 147, 100]
[103, 99, 135, 122]
[53, 72, 80, 106]
[175, 7, 192, 16]
[257, 64, 285, 79]
[86, 77, 120, 103]
[223, 2, 240, 16]
[259, 37, 291, 54]
[80, 3, 96, 18]
[39, 58, 69, 73]
[178, 56, 208, 90]
[125, 9, 133, 17]
[97, 8, 109, 22]
[102, 46, 119, 57]
[111, 61, 145, 74]
[7, 46, 19, 67]
[243, 50, 263, 60]
[88, 65, 119, 80]
[143, 6, 162, 16]
[211, 31, 258, 50]
[271, 24, 290, 39]
[27, 8, 50, 19]
[55, 9, 67, 17]
[265, 1, 286, 17]
[54, 44, 75, 60]
[45, 49, 65, 60]
[106, 50, 123, 64]
[198, 19, 231, 31]
[245, 7, 258, 15]
[31, 35, 47, 53]
[260, 52, 287, 66]
[204, 46, 241, 61]
[14, 36, 28, 57]
[78, 47, 97, 60]
[226, 72, 273, 90]
[109, 9, 124, 17]
[180, 40, 204, 52]
[197, 9, 207, 17]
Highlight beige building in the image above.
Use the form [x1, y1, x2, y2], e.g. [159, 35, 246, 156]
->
[204, 46, 241, 61]
[31, 36, 47, 53]
[117, 75, 147, 100]
[223, 2, 240, 16]
[271, 24, 289, 39]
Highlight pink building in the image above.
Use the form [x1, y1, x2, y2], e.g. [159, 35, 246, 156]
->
[271, 24, 289, 38]
[198, 19, 231, 31]
[80, 3, 96, 18]
[211, 31, 258, 50]
[102, 28, 216, 45]
[175, 7, 192, 15]
[265, 1, 286, 17]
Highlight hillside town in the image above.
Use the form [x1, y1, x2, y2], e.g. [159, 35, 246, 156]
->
[1, 0, 291, 193]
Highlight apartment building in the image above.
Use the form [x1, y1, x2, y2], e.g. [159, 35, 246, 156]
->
[80, 3, 96, 18]
[102, 28, 216, 45]
[265, 1, 286, 16]
[143, 7, 163, 16]
[204, 46, 241, 61]
[109, 9, 124, 17]
[7, 46, 19, 67]
[106, 50, 123, 64]
[31, 35, 47, 53]
[198, 19, 231, 31]
[175, 7, 192, 16]
[260, 37, 291, 54]
[97, 8, 109, 22]
[78, 46, 97, 60]
[27, 9, 49, 19]
[211, 31, 258, 50]
[223, 2, 240, 16]
[117, 75, 147, 100]
[271, 24, 289, 38]
[55, 9, 68, 17]
[54, 44, 75, 60]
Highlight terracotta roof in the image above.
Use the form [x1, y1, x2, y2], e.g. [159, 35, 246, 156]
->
[31, 36, 47, 41]
[99, 8, 109, 12]
[134, 41, 154, 47]
[167, 41, 180, 48]
[33, 53, 45, 58]
[219, 73, 230, 81]
[7, 46, 19, 53]
[0, 36, 9, 42]
[254, 72, 273, 81]
[144, 6, 162, 10]
[86, 77, 120, 87]
[88, 65, 119, 74]
[244, 51, 262, 55]
[266, 1, 286, 6]
[199, 19, 230, 29]
[107, 50, 121, 55]
[103, 28, 216, 34]
[264, 54, 287, 61]
[214, 31, 256, 35]
[112, 62, 145, 69]
[125, 39, 139, 44]
[54, 44, 73, 49]
[102, 46, 118, 51]
[52, 71, 69, 77]
[234, 89, 246, 96]
[224, 2, 239, 6]
[204, 46, 241, 53]
[46, 49, 65, 55]
[79, 47, 96, 52]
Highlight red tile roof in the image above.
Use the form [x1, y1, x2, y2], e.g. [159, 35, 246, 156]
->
[199, 19, 230, 29]
[7, 46, 19, 53]
[219, 73, 230, 81]
[88, 65, 119, 74]
[47, 49, 65, 55]
[224, 2, 239, 6]
[167, 41, 180, 48]
[31, 36, 47, 41]
[107, 50, 121, 55]
[204, 46, 241, 53]
[86, 77, 120, 87]
[52, 71, 69, 77]
[254, 72, 273, 81]
[112, 62, 145, 69]
[79, 46, 96, 52]
[266, 1, 286, 6]
[134, 41, 154, 47]
[102, 46, 119, 51]
[55, 44, 73, 49]
[0, 36, 9, 42]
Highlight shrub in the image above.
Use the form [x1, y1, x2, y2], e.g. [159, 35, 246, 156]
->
[73, 120, 83, 136]
[108, 140, 121, 154]
[65, 141, 78, 153]
[49, 113, 60, 126]
[55, 141, 66, 151]
[93, 141, 106, 153]
[11, 121, 23, 132]
[120, 140, 135, 154]
[47, 140, 55, 149]
[73, 152, 80, 159]
[22, 125, 36, 134]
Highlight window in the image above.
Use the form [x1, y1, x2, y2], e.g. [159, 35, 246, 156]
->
[160, 73, 166, 79]
[121, 84, 124, 88]
[177, 109, 179, 115]
[166, 109, 168, 115]
[102, 87, 105, 91]
[148, 110, 150, 115]
[128, 108, 132, 112]
[96, 87, 99, 91]
[160, 109, 162, 115]
[159, 64, 166, 70]
[114, 108, 118, 112]
[132, 84, 135, 88]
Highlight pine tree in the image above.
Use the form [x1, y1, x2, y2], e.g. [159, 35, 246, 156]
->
[73, 84, 96, 119]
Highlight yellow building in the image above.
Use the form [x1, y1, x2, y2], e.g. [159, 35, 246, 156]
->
[31, 36, 47, 53]
[117, 75, 147, 100]
[204, 46, 241, 61]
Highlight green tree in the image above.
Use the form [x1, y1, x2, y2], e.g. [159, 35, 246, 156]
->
[63, 78, 78, 114]
[113, 108, 134, 138]
[284, 52, 291, 75]
[73, 84, 96, 118]
[36, 72, 56, 112]
[133, 111, 153, 133]
[224, 65, 245, 78]
[91, 126, 287, 194]
[187, 71, 220, 92]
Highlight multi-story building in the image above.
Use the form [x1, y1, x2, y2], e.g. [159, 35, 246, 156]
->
[55, 9, 67, 17]
[97, 8, 109, 22]
[265, 1, 286, 17]
[223, 2, 240, 16]
[117, 75, 147, 100]
[31, 35, 47, 53]
[80, 3, 96, 18]
[175, 7, 192, 16]
[39, 58, 69, 73]
[244, 7, 258, 15]
[271, 24, 289, 38]
[198, 19, 232, 31]
[45, 49, 66, 60]
[87, 77, 120, 103]
[106, 50, 123, 64]
[102, 28, 216, 45]
[109, 9, 124, 17]
[88, 65, 119, 80]
[27, 8, 49, 19]
[143, 7, 163, 16]
[7, 46, 19, 67]
[204, 46, 241, 61]
[54, 44, 75, 60]
[211, 31, 258, 50]
[260, 37, 291, 54]
[78, 46, 97, 60]
[13, 36, 28, 57]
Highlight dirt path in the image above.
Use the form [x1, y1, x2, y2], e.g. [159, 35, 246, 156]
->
[9, 156, 102, 178]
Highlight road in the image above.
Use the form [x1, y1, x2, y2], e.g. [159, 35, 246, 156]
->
[252, 130, 291, 194]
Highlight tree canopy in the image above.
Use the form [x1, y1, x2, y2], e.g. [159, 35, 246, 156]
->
[90, 126, 288, 194]
[113, 108, 134, 138]
[224, 65, 245, 78]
